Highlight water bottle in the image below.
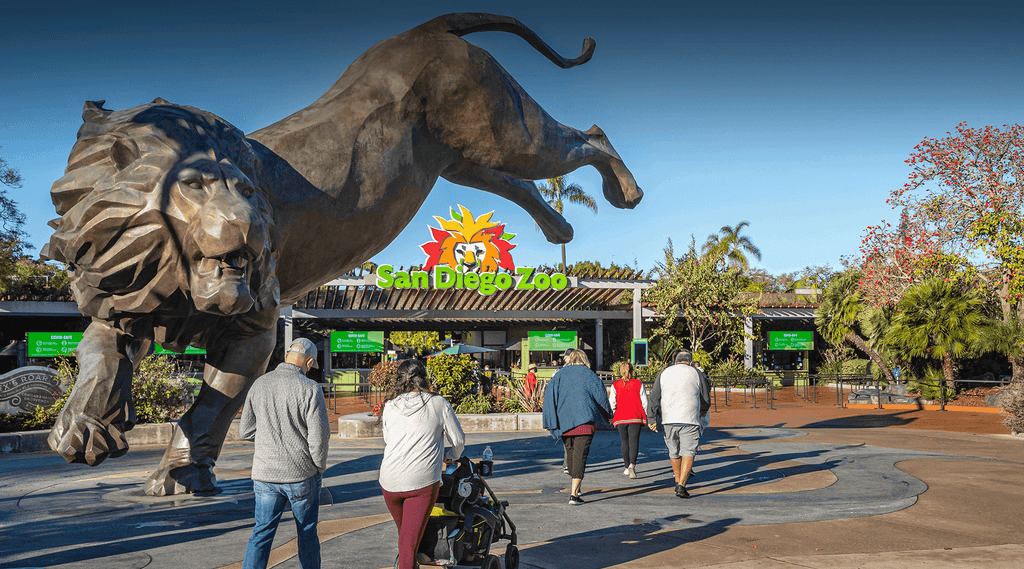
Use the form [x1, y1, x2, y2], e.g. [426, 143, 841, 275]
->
[482, 445, 493, 461]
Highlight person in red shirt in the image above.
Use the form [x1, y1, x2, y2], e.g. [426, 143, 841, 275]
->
[524, 363, 538, 398]
[609, 362, 653, 479]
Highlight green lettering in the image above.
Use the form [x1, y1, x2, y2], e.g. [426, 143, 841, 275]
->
[411, 271, 429, 288]
[515, 267, 535, 290]
[478, 272, 496, 295]
[376, 264, 395, 288]
[551, 273, 568, 290]
[434, 266, 455, 289]
[463, 272, 479, 290]
[534, 273, 550, 290]
[394, 272, 411, 289]
[495, 273, 513, 291]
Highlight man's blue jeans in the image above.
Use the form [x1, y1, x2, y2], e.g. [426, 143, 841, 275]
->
[243, 473, 322, 569]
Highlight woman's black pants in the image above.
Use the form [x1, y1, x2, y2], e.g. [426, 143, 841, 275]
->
[561, 434, 594, 480]
[616, 423, 642, 467]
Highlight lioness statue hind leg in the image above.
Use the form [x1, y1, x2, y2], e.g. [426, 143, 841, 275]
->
[48, 321, 149, 466]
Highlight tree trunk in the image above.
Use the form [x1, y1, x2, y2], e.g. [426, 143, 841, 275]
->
[560, 244, 567, 273]
[942, 351, 956, 391]
[844, 333, 896, 383]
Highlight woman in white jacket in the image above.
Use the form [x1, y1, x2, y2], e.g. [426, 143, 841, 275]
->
[378, 359, 465, 569]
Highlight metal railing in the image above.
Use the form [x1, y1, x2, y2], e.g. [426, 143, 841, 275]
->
[793, 374, 1012, 411]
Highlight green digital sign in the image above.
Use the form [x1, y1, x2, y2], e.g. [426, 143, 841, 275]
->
[153, 344, 207, 355]
[768, 331, 814, 351]
[26, 332, 83, 357]
[528, 330, 577, 352]
[330, 331, 384, 353]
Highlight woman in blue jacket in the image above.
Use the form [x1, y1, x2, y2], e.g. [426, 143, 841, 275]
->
[542, 349, 611, 505]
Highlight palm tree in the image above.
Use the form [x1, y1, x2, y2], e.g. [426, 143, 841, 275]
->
[536, 175, 597, 271]
[702, 221, 761, 270]
[815, 271, 895, 382]
[886, 277, 987, 388]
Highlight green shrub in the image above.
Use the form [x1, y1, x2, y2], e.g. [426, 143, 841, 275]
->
[495, 373, 539, 412]
[455, 393, 493, 414]
[497, 394, 526, 413]
[132, 355, 189, 424]
[840, 359, 870, 375]
[692, 349, 713, 371]
[1, 355, 188, 432]
[710, 358, 745, 380]
[912, 367, 955, 402]
[426, 355, 477, 409]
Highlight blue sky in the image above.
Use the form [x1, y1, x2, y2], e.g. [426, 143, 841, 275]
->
[2, 0, 1022, 276]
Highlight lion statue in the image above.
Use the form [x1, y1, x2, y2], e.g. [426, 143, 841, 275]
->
[44, 13, 642, 495]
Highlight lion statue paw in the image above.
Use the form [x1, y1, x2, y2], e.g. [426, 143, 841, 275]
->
[144, 463, 220, 496]
[47, 413, 129, 466]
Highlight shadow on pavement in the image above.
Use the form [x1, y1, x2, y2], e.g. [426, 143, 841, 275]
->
[800, 411, 918, 429]
[520, 516, 741, 568]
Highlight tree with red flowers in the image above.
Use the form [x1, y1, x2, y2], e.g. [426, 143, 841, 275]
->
[862, 122, 1024, 384]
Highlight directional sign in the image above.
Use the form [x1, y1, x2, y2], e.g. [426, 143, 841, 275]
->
[330, 331, 384, 353]
[26, 332, 83, 358]
[768, 331, 813, 351]
[528, 331, 577, 352]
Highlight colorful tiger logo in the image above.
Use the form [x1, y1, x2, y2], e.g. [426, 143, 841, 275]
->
[421, 205, 516, 272]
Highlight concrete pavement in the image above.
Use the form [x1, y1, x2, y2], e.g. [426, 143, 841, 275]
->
[2, 413, 1023, 568]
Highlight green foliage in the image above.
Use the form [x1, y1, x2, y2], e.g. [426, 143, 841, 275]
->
[426, 355, 478, 408]
[455, 393, 494, 414]
[910, 367, 956, 401]
[817, 346, 854, 378]
[132, 355, 189, 424]
[2, 355, 187, 432]
[691, 349, 713, 371]
[816, 272, 865, 347]
[497, 394, 526, 413]
[708, 358, 768, 386]
[389, 332, 450, 356]
[709, 358, 745, 380]
[611, 359, 666, 383]
[701, 221, 762, 271]
[495, 374, 540, 412]
[886, 277, 987, 382]
[646, 238, 758, 364]
[536, 175, 598, 270]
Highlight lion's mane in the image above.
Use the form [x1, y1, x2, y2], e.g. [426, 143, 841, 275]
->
[43, 100, 279, 341]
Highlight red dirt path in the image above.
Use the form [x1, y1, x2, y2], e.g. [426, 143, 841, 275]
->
[324, 388, 1013, 436]
[707, 387, 1011, 435]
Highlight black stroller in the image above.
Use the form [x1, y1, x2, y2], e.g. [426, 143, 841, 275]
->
[414, 456, 519, 568]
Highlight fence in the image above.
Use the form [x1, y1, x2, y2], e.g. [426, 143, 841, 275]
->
[792, 373, 1013, 411]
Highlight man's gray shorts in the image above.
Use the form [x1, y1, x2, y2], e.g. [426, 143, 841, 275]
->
[663, 424, 700, 458]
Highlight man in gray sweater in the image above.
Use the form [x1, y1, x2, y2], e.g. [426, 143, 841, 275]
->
[240, 337, 330, 569]
[649, 349, 711, 499]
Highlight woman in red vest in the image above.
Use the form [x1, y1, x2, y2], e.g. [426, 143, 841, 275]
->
[609, 362, 652, 479]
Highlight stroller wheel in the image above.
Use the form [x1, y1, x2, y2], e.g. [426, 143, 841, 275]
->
[482, 553, 501, 569]
[504, 545, 520, 569]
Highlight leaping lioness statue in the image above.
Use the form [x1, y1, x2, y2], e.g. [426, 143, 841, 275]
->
[43, 13, 642, 495]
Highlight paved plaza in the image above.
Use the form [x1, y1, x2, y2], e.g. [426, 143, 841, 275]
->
[2, 401, 1023, 569]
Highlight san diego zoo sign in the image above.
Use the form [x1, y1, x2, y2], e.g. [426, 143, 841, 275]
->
[375, 205, 569, 295]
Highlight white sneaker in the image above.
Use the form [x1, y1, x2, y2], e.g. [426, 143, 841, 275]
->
[627, 465, 637, 479]
[623, 467, 631, 476]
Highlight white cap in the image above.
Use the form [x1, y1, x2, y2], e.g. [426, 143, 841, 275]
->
[287, 338, 319, 368]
